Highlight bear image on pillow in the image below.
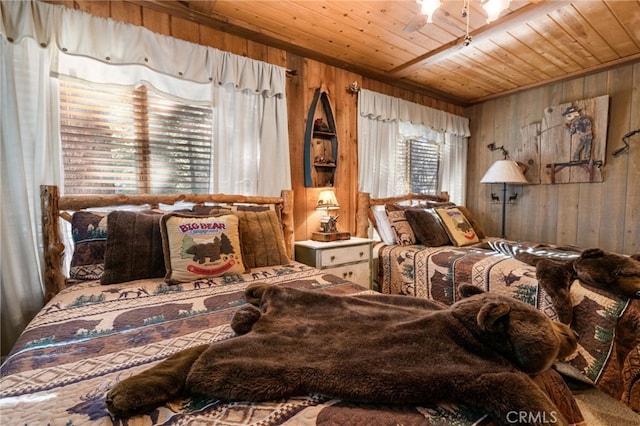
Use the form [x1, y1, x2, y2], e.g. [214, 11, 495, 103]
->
[106, 284, 579, 425]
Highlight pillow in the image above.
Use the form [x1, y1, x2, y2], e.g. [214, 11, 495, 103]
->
[456, 205, 486, 240]
[161, 213, 245, 284]
[187, 205, 228, 215]
[435, 207, 479, 246]
[404, 209, 451, 247]
[386, 201, 456, 211]
[233, 210, 289, 268]
[372, 205, 396, 245]
[101, 211, 166, 285]
[386, 210, 416, 246]
[192, 203, 276, 216]
[69, 211, 107, 280]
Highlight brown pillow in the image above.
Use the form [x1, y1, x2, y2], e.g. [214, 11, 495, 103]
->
[234, 210, 289, 268]
[386, 210, 416, 246]
[101, 211, 166, 285]
[69, 211, 107, 280]
[386, 201, 455, 211]
[404, 209, 451, 247]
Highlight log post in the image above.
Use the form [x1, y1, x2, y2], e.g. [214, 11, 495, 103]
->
[280, 189, 294, 259]
[41, 185, 67, 302]
[356, 192, 371, 238]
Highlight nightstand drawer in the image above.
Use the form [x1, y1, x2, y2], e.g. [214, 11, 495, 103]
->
[328, 263, 371, 288]
[294, 238, 374, 289]
[320, 245, 370, 266]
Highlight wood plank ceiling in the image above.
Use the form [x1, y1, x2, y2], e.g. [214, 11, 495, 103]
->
[130, 0, 640, 106]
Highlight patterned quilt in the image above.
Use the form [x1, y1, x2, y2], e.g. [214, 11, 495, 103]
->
[378, 244, 640, 411]
[2, 262, 511, 425]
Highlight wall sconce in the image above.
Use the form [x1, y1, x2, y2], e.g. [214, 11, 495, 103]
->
[312, 189, 350, 241]
[347, 80, 360, 94]
[487, 142, 508, 158]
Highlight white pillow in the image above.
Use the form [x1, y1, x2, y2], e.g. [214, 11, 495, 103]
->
[372, 205, 396, 245]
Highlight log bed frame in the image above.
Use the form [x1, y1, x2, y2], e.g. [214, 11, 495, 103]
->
[40, 185, 294, 302]
[355, 191, 450, 239]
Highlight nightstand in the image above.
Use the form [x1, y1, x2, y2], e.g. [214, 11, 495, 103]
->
[294, 237, 374, 289]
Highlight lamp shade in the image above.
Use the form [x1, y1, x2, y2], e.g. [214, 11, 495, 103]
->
[480, 160, 528, 184]
[316, 189, 339, 210]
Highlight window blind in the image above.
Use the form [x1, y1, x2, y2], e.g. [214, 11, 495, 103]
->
[60, 78, 213, 195]
[394, 138, 440, 195]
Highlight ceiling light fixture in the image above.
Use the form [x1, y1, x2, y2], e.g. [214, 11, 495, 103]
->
[417, 0, 441, 23]
[416, 0, 511, 25]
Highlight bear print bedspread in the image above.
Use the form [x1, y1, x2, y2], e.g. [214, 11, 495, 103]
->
[377, 244, 640, 410]
[0, 261, 520, 425]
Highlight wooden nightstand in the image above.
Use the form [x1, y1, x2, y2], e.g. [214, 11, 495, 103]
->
[294, 237, 374, 289]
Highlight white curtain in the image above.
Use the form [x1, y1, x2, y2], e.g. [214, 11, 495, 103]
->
[0, 1, 290, 356]
[1, 35, 60, 356]
[441, 133, 469, 206]
[357, 89, 470, 203]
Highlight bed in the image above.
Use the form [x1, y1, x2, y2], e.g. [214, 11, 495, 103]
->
[0, 186, 608, 425]
[354, 191, 640, 414]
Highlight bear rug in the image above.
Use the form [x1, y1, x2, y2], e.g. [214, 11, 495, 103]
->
[106, 283, 581, 426]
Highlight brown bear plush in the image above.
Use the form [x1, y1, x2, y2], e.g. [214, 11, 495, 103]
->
[106, 283, 578, 426]
[516, 248, 640, 324]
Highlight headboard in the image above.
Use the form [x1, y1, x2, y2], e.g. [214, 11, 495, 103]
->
[40, 185, 294, 302]
[355, 191, 450, 238]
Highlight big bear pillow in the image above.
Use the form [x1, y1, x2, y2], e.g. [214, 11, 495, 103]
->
[161, 213, 245, 284]
[435, 207, 479, 246]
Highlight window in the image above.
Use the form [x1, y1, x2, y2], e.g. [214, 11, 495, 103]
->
[60, 78, 213, 195]
[394, 137, 440, 195]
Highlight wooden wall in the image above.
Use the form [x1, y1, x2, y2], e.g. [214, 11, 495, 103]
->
[49, 0, 464, 242]
[46, 2, 638, 254]
[465, 61, 640, 255]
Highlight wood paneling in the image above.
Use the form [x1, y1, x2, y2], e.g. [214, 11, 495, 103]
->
[114, 0, 640, 106]
[50, 0, 461, 242]
[44, 1, 639, 253]
[465, 61, 640, 255]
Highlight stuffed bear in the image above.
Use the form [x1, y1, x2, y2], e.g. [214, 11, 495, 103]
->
[106, 283, 578, 426]
[516, 248, 640, 324]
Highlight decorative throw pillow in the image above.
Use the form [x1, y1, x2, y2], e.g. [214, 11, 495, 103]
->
[404, 209, 451, 247]
[192, 205, 232, 216]
[456, 205, 486, 240]
[101, 211, 166, 285]
[386, 201, 456, 211]
[161, 213, 245, 284]
[234, 210, 289, 268]
[386, 210, 416, 246]
[69, 211, 108, 280]
[435, 207, 479, 246]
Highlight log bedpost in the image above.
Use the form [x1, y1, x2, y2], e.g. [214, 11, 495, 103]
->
[41, 185, 67, 302]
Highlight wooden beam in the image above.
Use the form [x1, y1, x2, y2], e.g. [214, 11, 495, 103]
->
[389, 0, 574, 78]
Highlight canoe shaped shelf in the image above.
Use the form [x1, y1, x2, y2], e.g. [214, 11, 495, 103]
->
[304, 85, 338, 187]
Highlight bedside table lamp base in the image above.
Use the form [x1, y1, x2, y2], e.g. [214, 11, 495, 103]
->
[311, 231, 351, 242]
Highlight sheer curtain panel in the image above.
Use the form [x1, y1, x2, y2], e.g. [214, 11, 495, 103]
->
[357, 89, 470, 203]
[1, 35, 60, 357]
